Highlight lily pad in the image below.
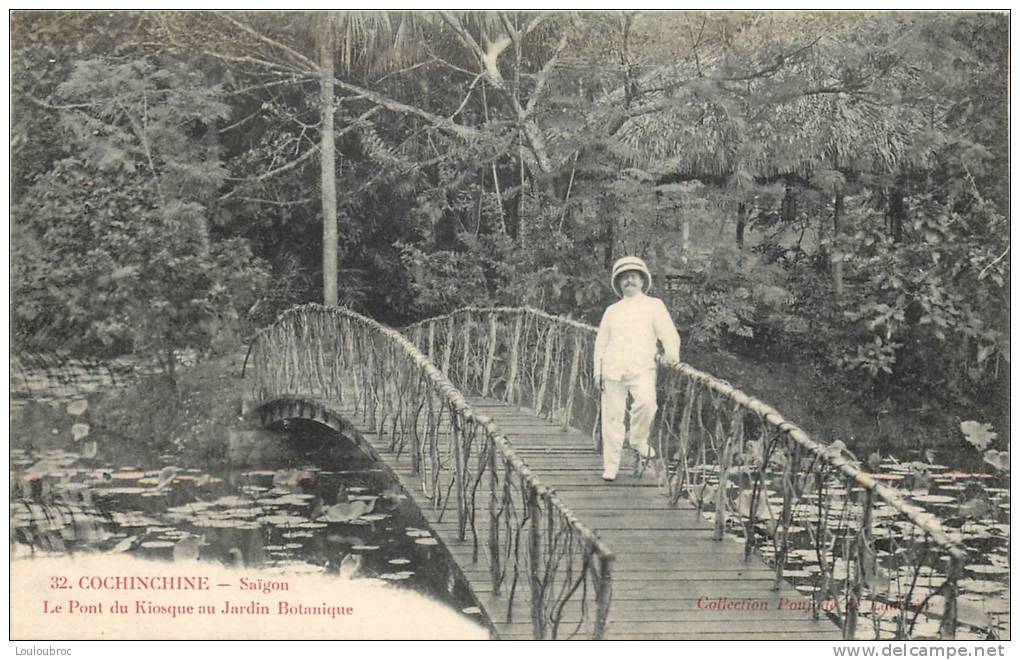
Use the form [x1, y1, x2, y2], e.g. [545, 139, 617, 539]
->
[274, 562, 326, 576]
[211, 496, 252, 507]
[139, 540, 175, 548]
[958, 579, 1007, 594]
[910, 494, 956, 504]
[66, 399, 89, 416]
[166, 502, 215, 515]
[257, 514, 306, 526]
[404, 528, 432, 538]
[109, 472, 147, 481]
[966, 564, 1008, 575]
[319, 500, 374, 523]
[778, 569, 814, 578]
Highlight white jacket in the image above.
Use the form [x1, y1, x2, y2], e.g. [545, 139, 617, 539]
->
[594, 292, 681, 381]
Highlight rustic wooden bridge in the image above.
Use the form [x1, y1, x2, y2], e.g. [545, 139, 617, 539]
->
[243, 305, 968, 641]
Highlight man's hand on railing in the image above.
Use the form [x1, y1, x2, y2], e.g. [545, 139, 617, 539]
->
[656, 354, 681, 369]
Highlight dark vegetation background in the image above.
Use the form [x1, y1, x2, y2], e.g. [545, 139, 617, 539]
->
[10, 11, 1009, 459]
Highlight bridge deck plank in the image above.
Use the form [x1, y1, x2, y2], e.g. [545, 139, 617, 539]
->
[335, 395, 841, 640]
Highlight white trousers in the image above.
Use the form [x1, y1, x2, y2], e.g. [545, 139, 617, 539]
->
[600, 369, 657, 477]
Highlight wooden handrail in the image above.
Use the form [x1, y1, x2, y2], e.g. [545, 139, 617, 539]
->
[405, 306, 971, 640]
[244, 304, 614, 639]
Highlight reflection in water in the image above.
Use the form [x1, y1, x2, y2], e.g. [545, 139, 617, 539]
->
[11, 419, 490, 636]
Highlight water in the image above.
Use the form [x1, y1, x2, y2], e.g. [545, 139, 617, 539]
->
[681, 460, 1009, 640]
[10, 418, 490, 635]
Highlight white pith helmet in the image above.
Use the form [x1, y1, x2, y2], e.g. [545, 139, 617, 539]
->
[611, 256, 652, 296]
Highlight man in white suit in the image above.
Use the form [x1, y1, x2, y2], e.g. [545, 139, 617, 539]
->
[593, 256, 681, 481]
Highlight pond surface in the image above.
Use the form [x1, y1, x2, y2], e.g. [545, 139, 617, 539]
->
[11, 419, 490, 635]
[681, 458, 1009, 640]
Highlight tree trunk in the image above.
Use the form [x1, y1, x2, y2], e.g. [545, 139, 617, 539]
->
[319, 20, 338, 307]
[681, 211, 691, 264]
[516, 136, 530, 248]
[832, 190, 845, 298]
[736, 202, 748, 250]
[604, 197, 615, 269]
[888, 183, 905, 243]
[781, 183, 797, 223]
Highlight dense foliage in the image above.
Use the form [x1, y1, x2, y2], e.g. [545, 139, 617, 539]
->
[10, 11, 1008, 429]
[12, 53, 268, 379]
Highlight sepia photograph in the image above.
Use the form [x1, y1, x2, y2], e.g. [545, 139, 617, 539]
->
[8, 9, 1011, 647]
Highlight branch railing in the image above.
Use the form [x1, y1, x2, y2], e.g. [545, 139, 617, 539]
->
[243, 304, 614, 639]
[405, 307, 970, 640]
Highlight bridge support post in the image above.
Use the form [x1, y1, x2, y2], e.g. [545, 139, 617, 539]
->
[844, 486, 873, 640]
[940, 554, 962, 639]
[594, 552, 614, 640]
[506, 314, 522, 407]
[714, 435, 731, 541]
[562, 337, 582, 431]
[454, 416, 466, 542]
[528, 486, 545, 640]
[481, 313, 498, 397]
[460, 318, 472, 392]
[488, 440, 501, 595]
[535, 325, 555, 418]
[441, 317, 454, 376]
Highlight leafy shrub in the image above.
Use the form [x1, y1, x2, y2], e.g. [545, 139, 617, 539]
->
[11, 56, 269, 382]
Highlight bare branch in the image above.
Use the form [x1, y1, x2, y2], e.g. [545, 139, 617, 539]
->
[218, 108, 261, 134]
[213, 12, 318, 72]
[175, 14, 486, 145]
[223, 76, 317, 97]
[498, 13, 520, 48]
[24, 93, 94, 111]
[524, 28, 571, 116]
[522, 12, 551, 37]
[439, 11, 513, 97]
[439, 11, 486, 64]
[230, 195, 315, 206]
[719, 36, 822, 83]
[450, 73, 486, 120]
[224, 145, 319, 185]
[334, 75, 483, 140]
[373, 59, 432, 85]
[222, 105, 382, 192]
[977, 245, 1009, 281]
[194, 47, 305, 76]
[689, 14, 707, 77]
